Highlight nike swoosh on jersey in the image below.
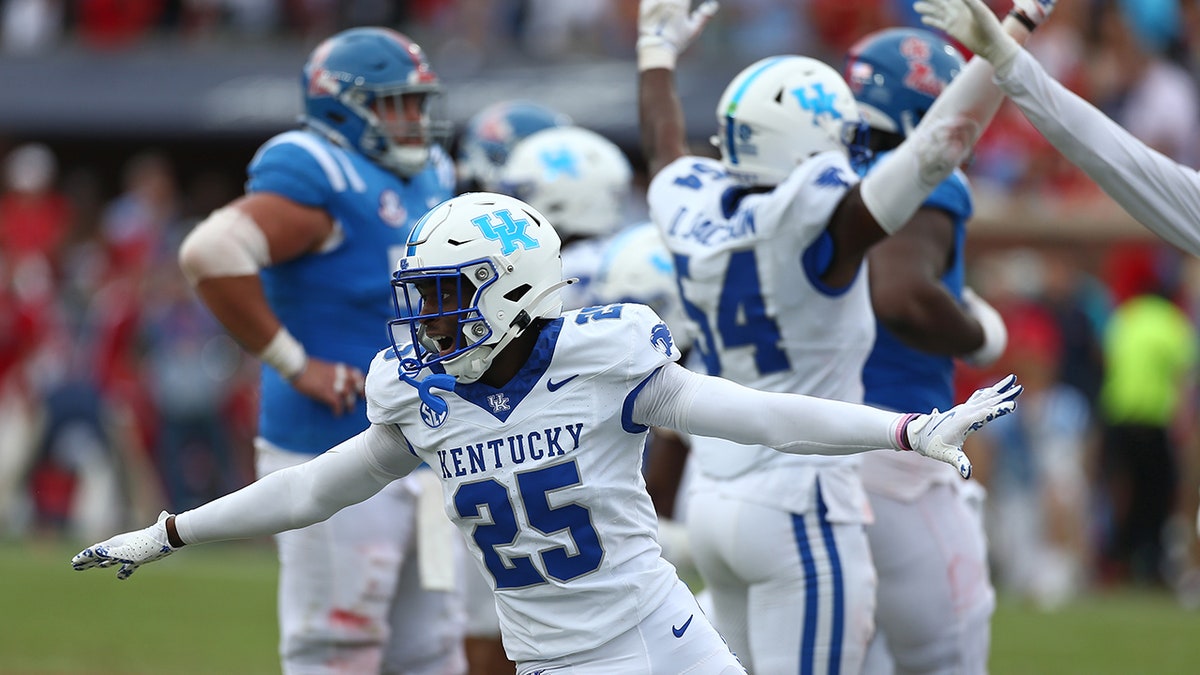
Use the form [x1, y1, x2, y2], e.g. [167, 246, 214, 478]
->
[547, 374, 579, 392]
[672, 614, 694, 638]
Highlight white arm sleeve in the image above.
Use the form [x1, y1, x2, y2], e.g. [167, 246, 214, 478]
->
[860, 17, 1033, 234]
[174, 424, 421, 545]
[633, 363, 908, 455]
[998, 49, 1200, 256]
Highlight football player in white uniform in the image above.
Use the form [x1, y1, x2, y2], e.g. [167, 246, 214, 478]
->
[637, 0, 1032, 671]
[72, 193, 1020, 675]
[498, 125, 634, 311]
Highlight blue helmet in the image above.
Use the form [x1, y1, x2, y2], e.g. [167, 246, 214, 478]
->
[844, 27, 965, 138]
[456, 100, 572, 192]
[302, 27, 450, 177]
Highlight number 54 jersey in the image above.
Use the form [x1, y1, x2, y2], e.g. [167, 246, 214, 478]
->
[648, 153, 874, 519]
[365, 303, 682, 662]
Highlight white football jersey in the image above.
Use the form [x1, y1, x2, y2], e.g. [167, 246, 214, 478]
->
[648, 153, 875, 518]
[365, 303, 681, 662]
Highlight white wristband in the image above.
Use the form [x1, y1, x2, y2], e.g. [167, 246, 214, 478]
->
[258, 327, 307, 380]
[637, 38, 677, 71]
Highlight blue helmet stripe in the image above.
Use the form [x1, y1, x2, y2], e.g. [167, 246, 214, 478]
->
[406, 205, 440, 255]
[723, 56, 787, 166]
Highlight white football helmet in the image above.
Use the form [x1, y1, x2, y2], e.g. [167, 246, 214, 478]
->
[497, 126, 633, 240]
[714, 55, 865, 186]
[389, 192, 569, 383]
[591, 222, 694, 351]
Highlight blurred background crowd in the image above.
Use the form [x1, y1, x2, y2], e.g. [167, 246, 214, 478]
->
[3, 0, 1200, 612]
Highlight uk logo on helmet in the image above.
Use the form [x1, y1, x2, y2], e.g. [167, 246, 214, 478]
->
[791, 84, 843, 122]
[471, 209, 541, 255]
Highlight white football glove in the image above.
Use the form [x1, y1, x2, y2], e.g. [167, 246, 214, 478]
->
[70, 511, 180, 580]
[960, 287, 1008, 367]
[904, 374, 1022, 479]
[914, 0, 1021, 75]
[637, 0, 719, 71]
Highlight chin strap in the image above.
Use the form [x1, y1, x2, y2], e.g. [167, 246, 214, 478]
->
[397, 366, 457, 415]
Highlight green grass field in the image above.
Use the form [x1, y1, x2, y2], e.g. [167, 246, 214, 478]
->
[4, 539, 1199, 674]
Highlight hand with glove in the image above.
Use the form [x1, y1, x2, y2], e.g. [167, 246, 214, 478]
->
[71, 511, 185, 580]
[914, 0, 1056, 76]
[899, 373, 1022, 478]
[637, 0, 719, 71]
[960, 286, 1008, 367]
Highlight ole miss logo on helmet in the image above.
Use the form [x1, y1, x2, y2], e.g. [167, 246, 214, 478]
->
[306, 39, 341, 98]
[899, 36, 947, 98]
[381, 28, 437, 86]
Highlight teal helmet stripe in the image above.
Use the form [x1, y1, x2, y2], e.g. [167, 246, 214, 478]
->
[723, 56, 788, 166]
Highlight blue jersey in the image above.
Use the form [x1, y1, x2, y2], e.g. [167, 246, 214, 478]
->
[250, 130, 454, 454]
[860, 154, 972, 414]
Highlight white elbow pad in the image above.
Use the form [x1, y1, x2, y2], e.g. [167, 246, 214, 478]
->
[860, 115, 981, 233]
[178, 207, 271, 285]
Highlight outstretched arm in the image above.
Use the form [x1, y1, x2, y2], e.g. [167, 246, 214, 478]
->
[916, 0, 1200, 254]
[852, 2, 1046, 235]
[634, 363, 1021, 478]
[999, 51, 1200, 255]
[637, 0, 718, 179]
[71, 424, 421, 579]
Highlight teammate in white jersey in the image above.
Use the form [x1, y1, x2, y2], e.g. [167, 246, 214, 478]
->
[636, 0, 1033, 671]
[72, 192, 1020, 675]
[498, 125, 634, 310]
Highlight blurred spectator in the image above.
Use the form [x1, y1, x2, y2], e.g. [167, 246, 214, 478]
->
[1040, 248, 1110, 409]
[140, 259, 244, 512]
[1087, 0, 1199, 166]
[1, 0, 63, 55]
[75, 0, 165, 50]
[0, 254, 51, 536]
[521, 0, 621, 59]
[0, 143, 73, 271]
[973, 303, 1094, 610]
[1097, 244, 1197, 587]
[807, 0, 893, 58]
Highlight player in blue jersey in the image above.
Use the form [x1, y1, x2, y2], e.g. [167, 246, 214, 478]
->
[846, 26, 1022, 675]
[176, 27, 465, 675]
[636, 0, 1043, 671]
[74, 192, 1020, 675]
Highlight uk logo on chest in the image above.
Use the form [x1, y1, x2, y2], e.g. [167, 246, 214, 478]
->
[487, 393, 511, 413]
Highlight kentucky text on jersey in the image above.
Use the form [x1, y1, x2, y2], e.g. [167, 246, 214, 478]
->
[436, 423, 585, 478]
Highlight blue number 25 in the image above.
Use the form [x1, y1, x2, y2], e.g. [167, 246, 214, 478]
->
[454, 460, 603, 589]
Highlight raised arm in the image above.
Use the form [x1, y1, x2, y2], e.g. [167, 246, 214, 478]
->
[918, 0, 1200, 256]
[636, 0, 718, 179]
[71, 423, 421, 579]
[634, 363, 1021, 479]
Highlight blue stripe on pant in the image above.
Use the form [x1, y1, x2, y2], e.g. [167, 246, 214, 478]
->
[792, 485, 845, 675]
